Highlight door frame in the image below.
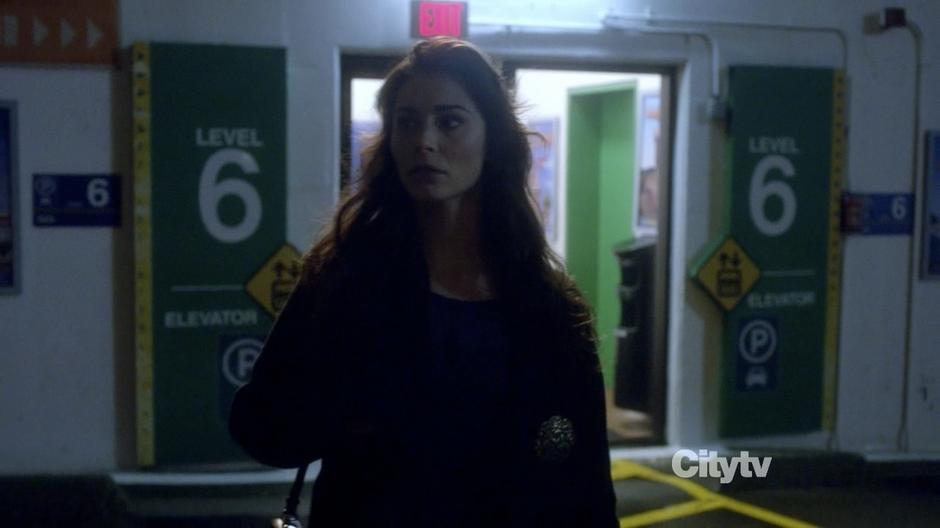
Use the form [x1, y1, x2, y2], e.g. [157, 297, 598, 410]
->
[507, 60, 676, 446]
[341, 53, 676, 446]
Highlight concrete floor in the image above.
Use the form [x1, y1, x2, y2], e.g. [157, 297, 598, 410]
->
[612, 457, 940, 527]
[614, 478, 940, 527]
[123, 477, 940, 527]
[3, 455, 939, 527]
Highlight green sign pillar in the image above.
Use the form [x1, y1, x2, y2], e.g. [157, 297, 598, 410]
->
[133, 43, 288, 465]
[695, 66, 844, 437]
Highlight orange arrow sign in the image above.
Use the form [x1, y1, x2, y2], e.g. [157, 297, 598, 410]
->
[0, 0, 116, 65]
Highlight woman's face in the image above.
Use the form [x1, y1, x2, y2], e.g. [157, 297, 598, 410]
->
[390, 74, 487, 204]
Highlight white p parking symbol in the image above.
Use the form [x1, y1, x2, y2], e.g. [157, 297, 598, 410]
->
[222, 338, 263, 386]
[738, 320, 777, 364]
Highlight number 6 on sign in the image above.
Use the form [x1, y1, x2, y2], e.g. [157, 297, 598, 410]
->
[891, 195, 907, 221]
[87, 178, 111, 207]
[750, 155, 796, 236]
[199, 148, 262, 243]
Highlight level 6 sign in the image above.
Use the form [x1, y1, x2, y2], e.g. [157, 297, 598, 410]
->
[33, 173, 120, 226]
[736, 318, 778, 391]
[719, 66, 842, 436]
[841, 193, 914, 235]
[138, 43, 286, 465]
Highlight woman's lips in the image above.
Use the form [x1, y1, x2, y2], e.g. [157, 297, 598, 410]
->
[410, 165, 446, 181]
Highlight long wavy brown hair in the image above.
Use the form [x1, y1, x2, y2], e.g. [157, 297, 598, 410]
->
[303, 37, 598, 356]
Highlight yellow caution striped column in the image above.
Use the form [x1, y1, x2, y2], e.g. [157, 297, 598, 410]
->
[132, 41, 155, 467]
[822, 70, 846, 431]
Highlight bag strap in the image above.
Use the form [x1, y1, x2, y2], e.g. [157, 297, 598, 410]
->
[280, 463, 309, 528]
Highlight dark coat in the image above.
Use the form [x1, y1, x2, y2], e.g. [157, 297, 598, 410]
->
[229, 231, 618, 527]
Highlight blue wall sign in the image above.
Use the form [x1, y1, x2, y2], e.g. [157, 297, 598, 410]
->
[33, 174, 121, 227]
[842, 193, 914, 235]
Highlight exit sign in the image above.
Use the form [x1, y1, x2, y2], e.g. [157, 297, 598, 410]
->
[411, 1, 467, 39]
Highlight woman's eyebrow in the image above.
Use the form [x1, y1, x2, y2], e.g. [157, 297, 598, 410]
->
[394, 104, 473, 114]
[433, 104, 471, 113]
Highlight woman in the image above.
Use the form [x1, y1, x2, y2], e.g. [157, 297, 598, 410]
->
[230, 37, 618, 527]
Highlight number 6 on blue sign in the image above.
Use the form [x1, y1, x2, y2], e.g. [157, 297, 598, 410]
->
[32, 174, 120, 227]
[891, 195, 907, 221]
[87, 178, 111, 207]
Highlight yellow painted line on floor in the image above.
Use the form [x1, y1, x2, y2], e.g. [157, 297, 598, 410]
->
[610, 461, 644, 480]
[611, 459, 817, 528]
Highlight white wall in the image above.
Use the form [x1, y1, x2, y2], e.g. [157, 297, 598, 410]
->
[0, 0, 936, 473]
[0, 68, 124, 472]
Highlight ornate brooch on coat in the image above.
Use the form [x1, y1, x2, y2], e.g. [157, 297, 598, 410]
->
[534, 415, 575, 463]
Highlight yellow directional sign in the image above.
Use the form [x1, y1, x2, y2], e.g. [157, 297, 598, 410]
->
[694, 237, 760, 311]
[246, 243, 302, 317]
[0, 0, 118, 65]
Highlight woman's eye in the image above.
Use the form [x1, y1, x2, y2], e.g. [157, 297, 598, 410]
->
[395, 116, 418, 130]
[439, 115, 463, 130]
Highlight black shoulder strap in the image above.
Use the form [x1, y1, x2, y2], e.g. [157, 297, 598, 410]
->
[281, 463, 309, 527]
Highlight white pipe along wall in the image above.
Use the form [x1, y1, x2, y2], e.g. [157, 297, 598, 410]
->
[0, 0, 936, 473]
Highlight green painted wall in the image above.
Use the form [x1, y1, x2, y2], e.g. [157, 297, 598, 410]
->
[566, 82, 637, 387]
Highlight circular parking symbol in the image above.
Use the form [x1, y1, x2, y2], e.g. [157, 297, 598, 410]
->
[738, 320, 777, 364]
[222, 338, 263, 386]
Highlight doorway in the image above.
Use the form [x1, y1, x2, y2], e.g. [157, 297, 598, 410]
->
[341, 56, 673, 446]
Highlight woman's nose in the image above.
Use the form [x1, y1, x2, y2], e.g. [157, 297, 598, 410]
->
[416, 123, 438, 152]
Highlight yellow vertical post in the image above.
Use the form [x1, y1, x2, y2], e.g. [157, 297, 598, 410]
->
[132, 41, 155, 466]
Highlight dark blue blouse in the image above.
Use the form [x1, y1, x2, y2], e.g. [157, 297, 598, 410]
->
[423, 290, 510, 451]
[392, 290, 515, 521]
